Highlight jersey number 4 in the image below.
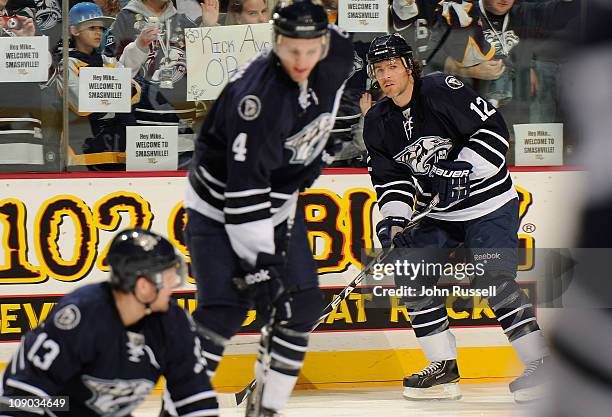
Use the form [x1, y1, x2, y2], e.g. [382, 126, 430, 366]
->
[232, 133, 247, 162]
[470, 97, 496, 121]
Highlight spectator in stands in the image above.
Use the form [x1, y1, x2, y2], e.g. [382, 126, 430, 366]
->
[443, 0, 578, 121]
[59, 2, 141, 171]
[105, 0, 219, 169]
[95, 0, 121, 16]
[96, 0, 121, 58]
[0, 0, 47, 173]
[225, 0, 268, 25]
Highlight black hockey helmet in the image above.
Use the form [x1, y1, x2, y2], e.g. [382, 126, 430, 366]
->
[108, 228, 186, 292]
[366, 33, 414, 79]
[272, 0, 328, 39]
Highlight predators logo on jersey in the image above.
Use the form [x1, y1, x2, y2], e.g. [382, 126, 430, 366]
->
[285, 113, 334, 165]
[394, 136, 453, 175]
[83, 375, 154, 415]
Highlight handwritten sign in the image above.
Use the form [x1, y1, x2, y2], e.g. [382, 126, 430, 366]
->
[338, 0, 388, 32]
[126, 126, 178, 171]
[514, 123, 563, 166]
[185, 23, 272, 100]
[0, 36, 48, 82]
[78, 67, 131, 113]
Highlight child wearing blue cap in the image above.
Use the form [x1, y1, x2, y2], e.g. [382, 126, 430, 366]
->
[59, 2, 141, 171]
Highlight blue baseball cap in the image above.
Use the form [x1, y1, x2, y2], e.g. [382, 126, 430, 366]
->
[68, 2, 115, 28]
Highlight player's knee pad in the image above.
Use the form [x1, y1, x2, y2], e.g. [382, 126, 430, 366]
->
[260, 287, 321, 377]
[266, 325, 310, 377]
[474, 272, 539, 341]
[403, 295, 449, 338]
[192, 305, 248, 377]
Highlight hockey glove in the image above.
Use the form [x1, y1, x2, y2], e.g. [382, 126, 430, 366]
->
[376, 216, 410, 248]
[430, 160, 472, 208]
[233, 253, 291, 321]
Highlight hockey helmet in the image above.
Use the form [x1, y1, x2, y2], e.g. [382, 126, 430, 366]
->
[108, 228, 186, 292]
[366, 33, 414, 79]
[272, 0, 329, 39]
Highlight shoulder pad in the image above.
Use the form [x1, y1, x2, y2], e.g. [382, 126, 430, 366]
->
[52, 303, 83, 331]
[421, 72, 465, 93]
[365, 97, 392, 120]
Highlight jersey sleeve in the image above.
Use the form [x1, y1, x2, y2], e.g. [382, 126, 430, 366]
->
[0, 302, 95, 414]
[363, 109, 416, 220]
[161, 308, 218, 416]
[426, 75, 510, 181]
[221, 91, 284, 267]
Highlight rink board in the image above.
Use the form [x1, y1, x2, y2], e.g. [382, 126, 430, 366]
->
[0, 169, 583, 387]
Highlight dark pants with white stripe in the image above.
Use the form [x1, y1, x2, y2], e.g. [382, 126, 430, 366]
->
[185, 209, 323, 410]
[398, 199, 541, 359]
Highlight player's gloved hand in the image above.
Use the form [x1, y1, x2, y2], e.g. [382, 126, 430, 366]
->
[233, 253, 291, 320]
[376, 216, 410, 248]
[430, 160, 472, 207]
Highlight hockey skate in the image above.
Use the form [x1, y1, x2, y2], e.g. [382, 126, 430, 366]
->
[510, 356, 550, 403]
[402, 359, 462, 400]
[245, 404, 282, 417]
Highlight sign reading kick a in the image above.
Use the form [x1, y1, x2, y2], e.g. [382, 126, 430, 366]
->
[185, 23, 272, 101]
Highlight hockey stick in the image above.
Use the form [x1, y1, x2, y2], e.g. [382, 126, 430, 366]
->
[317, 194, 439, 323]
[234, 194, 440, 406]
[245, 205, 297, 416]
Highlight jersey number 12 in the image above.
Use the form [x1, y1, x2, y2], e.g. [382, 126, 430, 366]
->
[470, 97, 496, 121]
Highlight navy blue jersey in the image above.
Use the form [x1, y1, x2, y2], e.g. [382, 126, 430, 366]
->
[185, 26, 354, 266]
[364, 72, 517, 222]
[0, 283, 212, 417]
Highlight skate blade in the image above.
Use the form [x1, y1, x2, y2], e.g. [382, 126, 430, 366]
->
[513, 383, 550, 404]
[403, 382, 462, 401]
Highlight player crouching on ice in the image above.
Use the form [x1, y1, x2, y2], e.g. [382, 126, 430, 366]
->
[362, 33, 550, 403]
[0, 229, 218, 416]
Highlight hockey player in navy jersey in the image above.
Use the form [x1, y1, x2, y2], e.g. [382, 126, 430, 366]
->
[183, 1, 353, 416]
[363, 33, 549, 403]
[0, 229, 218, 416]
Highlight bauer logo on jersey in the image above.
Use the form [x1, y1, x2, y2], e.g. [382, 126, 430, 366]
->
[83, 376, 154, 415]
[238, 95, 261, 121]
[445, 76, 464, 90]
[394, 136, 453, 175]
[285, 113, 334, 165]
[53, 304, 82, 330]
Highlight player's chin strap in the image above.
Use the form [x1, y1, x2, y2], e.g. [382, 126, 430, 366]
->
[133, 272, 165, 315]
[134, 290, 157, 315]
